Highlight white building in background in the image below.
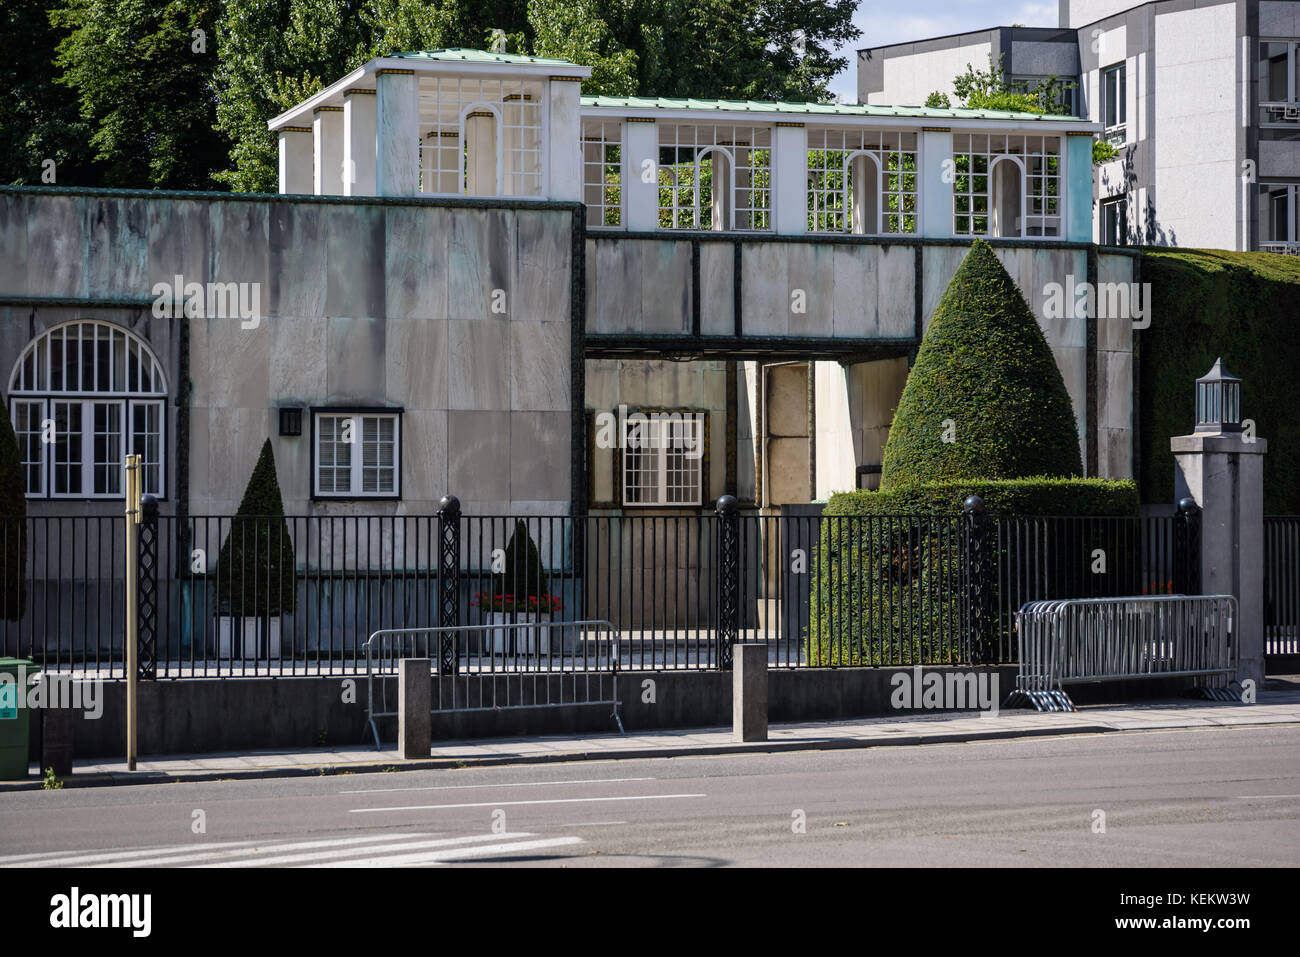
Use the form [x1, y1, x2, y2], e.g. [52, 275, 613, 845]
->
[858, 0, 1300, 253]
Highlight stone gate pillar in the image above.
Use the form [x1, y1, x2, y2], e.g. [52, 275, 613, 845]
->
[1170, 359, 1266, 689]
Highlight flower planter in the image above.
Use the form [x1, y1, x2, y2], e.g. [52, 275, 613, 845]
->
[216, 616, 282, 660]
[485, 612, 551, 656]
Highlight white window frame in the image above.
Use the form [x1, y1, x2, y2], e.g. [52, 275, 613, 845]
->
[620, 411, 705, 508]
[1101, 195, 1128, 246]
[583, 119, 624, 228]
[1260, 39, 1300, 125]
[657, 123, 772, 231]
[312, 411, 402, 499]
[8, 320, 166, 499]
[1101, 63, 1127, 145]
[952, 133, 1062, 239]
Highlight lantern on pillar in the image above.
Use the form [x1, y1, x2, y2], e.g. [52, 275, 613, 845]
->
[1194, 358, 1242, 434]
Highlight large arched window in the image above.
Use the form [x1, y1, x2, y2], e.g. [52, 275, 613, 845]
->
[9, 321, 166, 499]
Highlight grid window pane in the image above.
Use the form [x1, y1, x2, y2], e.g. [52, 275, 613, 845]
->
[621, 412, 703, 507]
[316, 413, 399, 497]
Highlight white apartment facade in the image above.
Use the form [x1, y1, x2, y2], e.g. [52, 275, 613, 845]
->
[859, 0, 1300, 252]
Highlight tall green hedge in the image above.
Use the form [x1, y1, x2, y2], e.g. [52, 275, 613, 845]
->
[881, 238, 1082, 488]
[217, 439, 295, 618]
[807, 479, 1140, 666]
[1140, 249, 1300, 513]
[0, 399, 25, 621]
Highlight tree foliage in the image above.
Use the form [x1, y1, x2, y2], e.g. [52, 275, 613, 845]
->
[880, 239, 1083, 488]
[217, 439, 296, 618]
[49, 0, 230, 189]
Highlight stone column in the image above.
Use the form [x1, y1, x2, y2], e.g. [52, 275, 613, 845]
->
[278, 128, 314, 194]
[919, 129, 954, 239]
[343, 89, 377, 197]
[547, 78, 583, 201]
[1171, 432, 1267, 688]
[732, 644, 768, 742]
[312, 106, 345, 196]
[397, 658, 431, 760]
[624, 119, 659, 230]
[376, 70, 420, 197]
[772, 123, 807, 235]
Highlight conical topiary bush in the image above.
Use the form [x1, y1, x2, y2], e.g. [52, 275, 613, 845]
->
[217, 439, 295, 618]
[481, 519, 560, 615]
[880, 238, 1082, 487]
[0, 399, 26, 621]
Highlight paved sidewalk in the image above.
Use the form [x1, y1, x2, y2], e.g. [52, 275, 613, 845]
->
[4, 685, 1299, 791]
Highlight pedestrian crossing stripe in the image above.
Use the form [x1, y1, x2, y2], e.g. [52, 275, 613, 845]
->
[0, 831, 585, 868]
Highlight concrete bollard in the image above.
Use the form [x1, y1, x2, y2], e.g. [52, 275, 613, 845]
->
[732, 643, 768, 742]
[397, 658, 431, 760]
[40, 675, 74, 777]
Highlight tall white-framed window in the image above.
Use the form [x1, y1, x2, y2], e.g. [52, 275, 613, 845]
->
[8, 320, 166, 499]
[620, 410, 705, 507]
[1258, 182, 1300, 253]
[952, 133, 1061, 238]
[1101, 63, 1127, 144]
[1259, 40, 1300, 126]
[806, 128, 918, 234]
[1101, 195, 1128, 246]
[582, 119, 623, 228]
[417, 77, 544, 197]
[312, 410, 401, 499]
[657, 123, 772, 230]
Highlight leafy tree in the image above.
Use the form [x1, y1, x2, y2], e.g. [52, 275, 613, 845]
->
[213, 0, 375, 193]
[952, 54, 1073, 114]
[924, 90, 950, 109]
[0, 399, 26, 621]
[0, 0, 99, 186]
[50, 0, 230, 189]
[880, 239, 1082, 488]
[217, 439, 296, 618]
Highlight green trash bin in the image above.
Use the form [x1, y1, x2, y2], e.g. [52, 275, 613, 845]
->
[0, 658, 38, 780]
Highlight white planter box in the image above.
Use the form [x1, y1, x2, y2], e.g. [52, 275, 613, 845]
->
[217, 616, 282, 660]
[485, 612, 550, 656]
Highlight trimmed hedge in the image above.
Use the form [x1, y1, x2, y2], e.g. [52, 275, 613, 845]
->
[881, 239, 1082, 488]
[825, 477, 1139, 518]
[1140, 249, 1300, 513]
[217, 439, 295, 618]
[0, 398, 25, 621]
[807, 478, 1140, 666]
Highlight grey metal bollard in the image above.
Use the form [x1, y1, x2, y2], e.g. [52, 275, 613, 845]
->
[397, 658, 431, 760]
[732, 643, 768, 742]
[40, 675, 74, 777]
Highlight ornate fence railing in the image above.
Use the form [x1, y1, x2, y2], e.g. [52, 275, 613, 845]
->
[0, 501, 1200, 678]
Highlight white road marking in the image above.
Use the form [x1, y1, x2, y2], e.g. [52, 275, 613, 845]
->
[350, 793, 706, 812]
[197, 833, 540, 868]
[309, 836, 586, 867]
[1237, 794, 1300, 799]
[0, 836, 353, 869]
[340, 776, 655, 795]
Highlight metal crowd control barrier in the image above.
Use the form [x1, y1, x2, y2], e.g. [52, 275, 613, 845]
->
[363, 619, 623, 750]
[1006, 595, 1240, 712]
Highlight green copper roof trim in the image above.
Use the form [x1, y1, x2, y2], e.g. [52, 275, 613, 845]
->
[389, 48, 577, 67]
[580, 94, 1086, 123]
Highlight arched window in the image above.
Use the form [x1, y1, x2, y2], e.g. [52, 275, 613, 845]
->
[9, 321, 166, 499]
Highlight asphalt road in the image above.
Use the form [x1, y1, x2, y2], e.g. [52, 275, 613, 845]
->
[2, 725, 1298, 867]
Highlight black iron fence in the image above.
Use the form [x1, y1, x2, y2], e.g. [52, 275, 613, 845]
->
[1265, 516, 1300, 656]
[0, 499, 1202, 678]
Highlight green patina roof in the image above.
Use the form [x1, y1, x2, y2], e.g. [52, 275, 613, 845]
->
[581, 94, 1085, 123]
[385, 50, 1087, 123]
[389, 48, 579, 67]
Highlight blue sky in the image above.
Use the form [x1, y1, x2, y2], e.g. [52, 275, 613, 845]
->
[826, 0, 1060, 100]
